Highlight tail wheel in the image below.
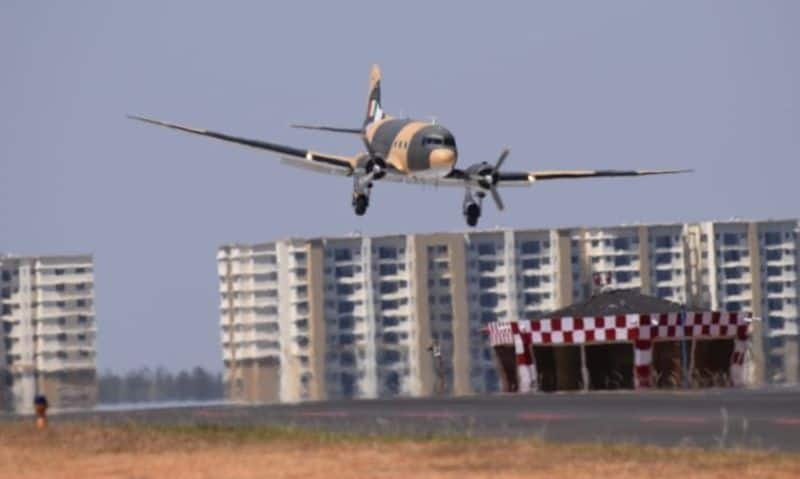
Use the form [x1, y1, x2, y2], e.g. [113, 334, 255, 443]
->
[353, 194, 369, 216]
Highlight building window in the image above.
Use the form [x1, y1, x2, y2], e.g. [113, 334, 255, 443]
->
[726, 301, 742, 312]
[655, 236, 673, 248]
[479, 293, 498, 308]
[724, 267, 742, 280]
[722, 233, 739, 246]
[335, 266, 354, 278]
[768, 317, 785, 331]
[520, 241, 540, 255]
[764, 232, 782, 246]
[766, 250, 783, 261]
[767, 266, 782, 277]
[614, 255, 631, 267]
[379, 264, 398, 276]
[613, 238, 630, 251]
[767, 282, 784, 294]
[381, 299, 399, 310]
[723, 250, 741, 262]
[478, 261, 496, 272]
[381, 316, 399, 327]
[725, 284, 742, 296]
[523, 293, 542, 305]
[334, 249, 352, 262]
[522, 275, 540, 288]
[655, 270, 672, 282]
[337, 301, 355, 314]
[379, 350, 401, 364]
[521, 258, 540, 269]
[767, 299, 783, 311]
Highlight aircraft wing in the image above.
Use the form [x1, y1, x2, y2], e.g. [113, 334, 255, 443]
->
[380, 169, 468, 187]
[128, 115, 357, 175]
[380, 167, 691, 188]
[494, 168, 692, 187]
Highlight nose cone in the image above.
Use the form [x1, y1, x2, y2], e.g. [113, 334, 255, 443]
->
[429, 148, 457, 171]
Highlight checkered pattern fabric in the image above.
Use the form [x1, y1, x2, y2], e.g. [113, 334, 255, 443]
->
[486, 312, 753, 390]
[486, 322, 515, 347]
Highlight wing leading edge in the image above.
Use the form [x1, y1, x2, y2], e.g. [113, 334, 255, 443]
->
[496, 168, 693, 186]
[381, 167, 691, 188]
[127, 115, 357, 174]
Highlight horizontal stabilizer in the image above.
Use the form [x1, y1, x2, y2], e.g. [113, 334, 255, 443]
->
[290, 124, 363, 134]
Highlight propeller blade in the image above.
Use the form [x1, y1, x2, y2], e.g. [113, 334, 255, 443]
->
[495, 148, 510, 170]
[490, 187, 505, 211]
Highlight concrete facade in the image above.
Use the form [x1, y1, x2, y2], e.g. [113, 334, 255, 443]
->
[218, 218, 800, 403]
[0, 255, 97, 413]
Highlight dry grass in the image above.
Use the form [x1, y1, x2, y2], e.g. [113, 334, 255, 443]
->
[0, 421, 798, 479]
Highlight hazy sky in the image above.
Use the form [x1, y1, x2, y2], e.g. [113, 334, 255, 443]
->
[1, 2, 798, 373]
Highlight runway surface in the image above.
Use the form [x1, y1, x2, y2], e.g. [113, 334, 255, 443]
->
[46, 389, 800, 451]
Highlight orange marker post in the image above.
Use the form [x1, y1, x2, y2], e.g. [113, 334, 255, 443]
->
[34, 395, 48, 429]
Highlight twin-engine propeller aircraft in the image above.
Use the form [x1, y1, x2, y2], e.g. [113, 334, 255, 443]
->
[129, 65, 689, 227]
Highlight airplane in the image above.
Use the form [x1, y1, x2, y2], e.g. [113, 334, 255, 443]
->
[129, 65, 690, 227]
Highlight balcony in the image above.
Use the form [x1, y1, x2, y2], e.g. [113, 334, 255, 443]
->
[37, 357, 95, 372]
[34, 273, 94, 286]
[36, 289, 93, 302]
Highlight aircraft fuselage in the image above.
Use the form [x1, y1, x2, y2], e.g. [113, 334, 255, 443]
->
[364, 118, 457, 179]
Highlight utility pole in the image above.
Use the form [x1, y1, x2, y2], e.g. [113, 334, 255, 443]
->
[428, 341, 445, 395]
[680, 305, 689, 388]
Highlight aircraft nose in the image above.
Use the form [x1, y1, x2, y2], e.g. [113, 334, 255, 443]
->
[429, 148, 456, 170]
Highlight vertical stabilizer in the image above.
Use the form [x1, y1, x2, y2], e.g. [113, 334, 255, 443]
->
[364, 64, 385, 127]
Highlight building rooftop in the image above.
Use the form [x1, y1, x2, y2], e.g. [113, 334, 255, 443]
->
[217, 218, 799, 249]
[545, 288, 684, 318]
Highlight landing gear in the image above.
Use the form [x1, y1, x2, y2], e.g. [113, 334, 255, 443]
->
[463, 188, 483, 227]
[465, 202, 480, 226]
[352, 174, 372, 216]
[353, 193, 369, 216]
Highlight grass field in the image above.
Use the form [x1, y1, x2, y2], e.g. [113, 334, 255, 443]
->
[1, 422, 799, 478]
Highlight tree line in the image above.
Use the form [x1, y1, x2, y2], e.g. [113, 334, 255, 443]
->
[98, 367, 225, 404]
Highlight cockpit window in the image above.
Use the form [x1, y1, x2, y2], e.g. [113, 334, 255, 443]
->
[423, 134, 456, 148]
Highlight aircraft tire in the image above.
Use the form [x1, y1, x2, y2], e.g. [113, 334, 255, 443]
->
[354, 194, 369, 216]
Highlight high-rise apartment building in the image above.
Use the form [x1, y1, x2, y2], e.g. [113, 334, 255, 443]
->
[0, 255, 97, 413]
[218, 219, 799, 403]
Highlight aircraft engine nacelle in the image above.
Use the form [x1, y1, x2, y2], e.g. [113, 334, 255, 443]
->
[466, 162, 498, 191]
[365, 156, 387, 180]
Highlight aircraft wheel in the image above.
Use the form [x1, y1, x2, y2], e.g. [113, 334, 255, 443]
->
[465, 203, 480, 227]
[353, 194, 369, 216]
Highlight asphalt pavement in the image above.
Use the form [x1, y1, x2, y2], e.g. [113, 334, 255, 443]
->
[20, 388, 800, 451]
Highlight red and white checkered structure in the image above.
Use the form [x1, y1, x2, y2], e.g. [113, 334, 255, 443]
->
[486, 312, 753, 392]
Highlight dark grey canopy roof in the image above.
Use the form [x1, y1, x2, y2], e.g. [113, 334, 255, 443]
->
[544, 288, 683, 318]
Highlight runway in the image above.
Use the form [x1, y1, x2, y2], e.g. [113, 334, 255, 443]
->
[53, 389, 800, 451]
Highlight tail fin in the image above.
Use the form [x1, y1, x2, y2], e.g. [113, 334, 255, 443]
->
[364, 64, 386, 127]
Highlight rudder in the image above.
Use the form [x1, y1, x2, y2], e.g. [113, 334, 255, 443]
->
[364, 64, 385, 127]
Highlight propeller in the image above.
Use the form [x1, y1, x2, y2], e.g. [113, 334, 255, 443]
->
[470, 148, 510, 211]
[365, 156, 387, 180]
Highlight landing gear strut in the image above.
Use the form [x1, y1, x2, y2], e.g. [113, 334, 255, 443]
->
[463, 188, 484, 227]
